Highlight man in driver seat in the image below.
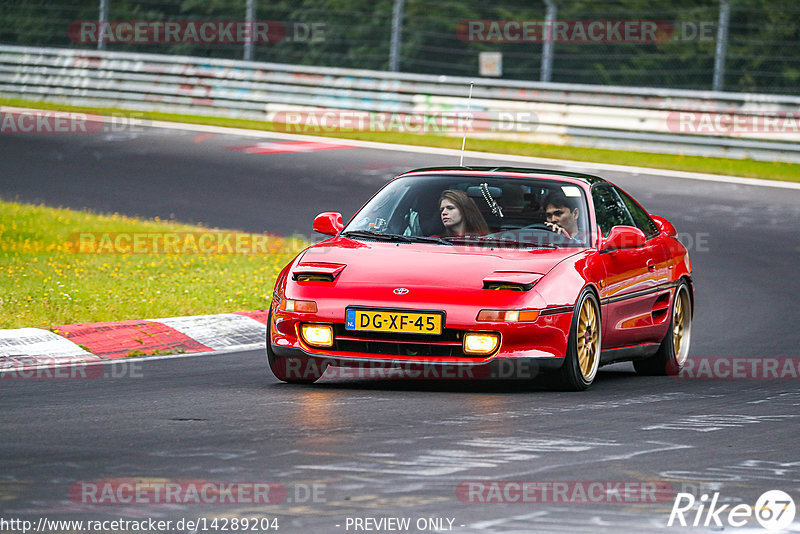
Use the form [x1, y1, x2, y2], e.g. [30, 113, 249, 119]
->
[544, 191, 582, 239]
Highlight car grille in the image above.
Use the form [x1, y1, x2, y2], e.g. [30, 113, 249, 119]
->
[332, 325, 473, 357]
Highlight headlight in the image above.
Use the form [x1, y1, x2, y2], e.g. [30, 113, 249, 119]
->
[300, 324, 334, 347]
[463, 332, 500, 356]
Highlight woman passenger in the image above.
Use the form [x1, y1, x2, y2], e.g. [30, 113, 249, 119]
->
[439, 189, 489, 237]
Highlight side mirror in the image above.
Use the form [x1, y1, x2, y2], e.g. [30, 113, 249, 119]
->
[312, 212, 343, 235]
[601, 225, 646, 252]
[650, 214, 677, 237]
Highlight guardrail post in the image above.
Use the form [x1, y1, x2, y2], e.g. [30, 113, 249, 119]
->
[98, 0, 109, 51]
[389, 0, 405, 71]
[244, 0, 255, 61]
[540, 0, 557, 82]
[712, 0, 730, 92]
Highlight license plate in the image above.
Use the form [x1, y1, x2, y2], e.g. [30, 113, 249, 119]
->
[345, 308, 443, 335]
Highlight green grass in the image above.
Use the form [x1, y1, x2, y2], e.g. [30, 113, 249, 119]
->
[2, 96, 799, 183]
[0, 200, 306, 329]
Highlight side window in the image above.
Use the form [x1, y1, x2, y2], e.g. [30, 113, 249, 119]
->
[591, 184, 633, 237]
[615, 187, 659, 238]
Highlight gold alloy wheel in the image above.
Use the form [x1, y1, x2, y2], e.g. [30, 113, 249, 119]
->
[673, 286, 692, 366]
[577, 297, 600, 380]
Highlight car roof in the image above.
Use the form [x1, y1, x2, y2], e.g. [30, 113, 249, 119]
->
[398, 166, 608, 185]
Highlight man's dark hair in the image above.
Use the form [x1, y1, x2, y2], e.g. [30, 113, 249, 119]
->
[544, 191, 579, 212]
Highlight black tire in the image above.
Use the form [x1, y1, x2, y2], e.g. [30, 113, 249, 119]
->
[634, 281, 692, 376]
[557, 288, 602, 391]
[266, 308, 327, 384]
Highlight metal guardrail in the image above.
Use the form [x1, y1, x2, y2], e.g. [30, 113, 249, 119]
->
[1, 45, 798, 163]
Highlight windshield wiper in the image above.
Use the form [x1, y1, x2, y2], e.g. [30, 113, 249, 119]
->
[443, 236, 558, 248]
[401, 235, 453, 245]
[340, 230, 405, 241]
[340, 230, 451, 245]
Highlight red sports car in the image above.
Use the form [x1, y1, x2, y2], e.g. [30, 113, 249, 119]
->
[267, 167, 693, 390]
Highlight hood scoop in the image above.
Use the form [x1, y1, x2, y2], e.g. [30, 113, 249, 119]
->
[291, 262, 346, 282]
[482, 271, 544, 291]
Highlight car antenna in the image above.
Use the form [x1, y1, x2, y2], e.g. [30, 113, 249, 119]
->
[459, 81, 474, 167]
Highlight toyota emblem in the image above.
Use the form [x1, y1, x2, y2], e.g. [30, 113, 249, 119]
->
[393, 288, 410, 295]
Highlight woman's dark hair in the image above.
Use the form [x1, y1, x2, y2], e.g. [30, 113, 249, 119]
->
[439, 189, 489, 236]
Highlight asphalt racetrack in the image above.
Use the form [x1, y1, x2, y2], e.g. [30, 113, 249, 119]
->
[1, 124, 799, 533]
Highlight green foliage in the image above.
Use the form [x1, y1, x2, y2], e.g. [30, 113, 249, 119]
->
[0, 0, 798, 92]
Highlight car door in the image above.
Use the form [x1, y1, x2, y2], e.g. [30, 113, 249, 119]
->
[592, 184, 668, 349]
[614, 186, 671, 286]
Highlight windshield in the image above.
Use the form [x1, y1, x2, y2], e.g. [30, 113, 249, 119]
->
[343, 174, 591, 248]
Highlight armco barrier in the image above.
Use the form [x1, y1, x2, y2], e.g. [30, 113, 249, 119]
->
[1, 45, 799, 162]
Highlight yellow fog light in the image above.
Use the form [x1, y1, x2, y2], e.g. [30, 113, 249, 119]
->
[477, 309, 539, 322]
[463, 332, 500, 356]
[300, 324, 333, 347]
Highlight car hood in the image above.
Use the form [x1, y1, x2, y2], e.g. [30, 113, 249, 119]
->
[293, 237, 584, 290]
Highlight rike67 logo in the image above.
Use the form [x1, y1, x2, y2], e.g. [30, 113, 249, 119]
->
[668, 490, 795, 530]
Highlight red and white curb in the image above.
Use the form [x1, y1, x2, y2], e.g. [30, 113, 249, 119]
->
[227, 140, 356, 154]
[0, 310, 268, 374]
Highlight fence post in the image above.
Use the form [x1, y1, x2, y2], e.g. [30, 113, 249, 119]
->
[244, 0, 255, 61]
[712, 0, 730, 91]
[541, 0, 557, 82]
[98, 0, 109, 51]
[389, 0, 405, 71]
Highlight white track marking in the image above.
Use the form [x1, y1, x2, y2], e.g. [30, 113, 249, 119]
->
[154, 313, 266, 351]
